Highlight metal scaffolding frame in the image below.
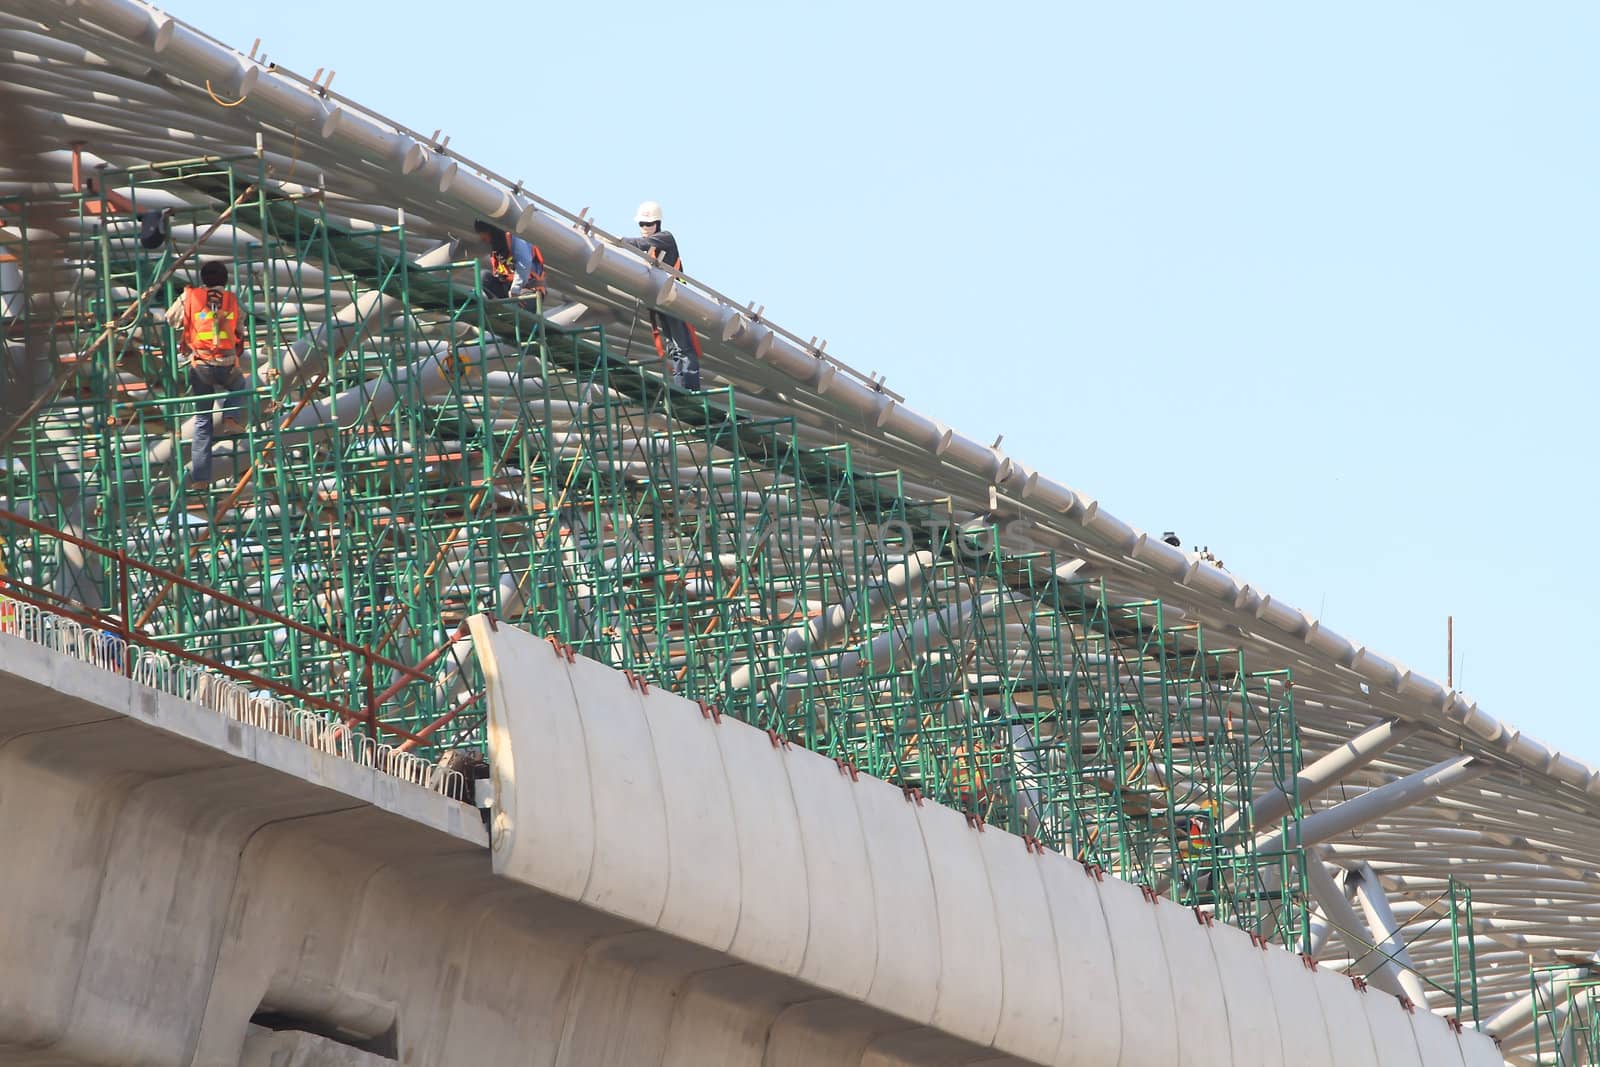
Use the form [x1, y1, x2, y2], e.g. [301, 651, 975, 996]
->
[4, 154, 1318, 952]
[1, 0, 1595, 1050]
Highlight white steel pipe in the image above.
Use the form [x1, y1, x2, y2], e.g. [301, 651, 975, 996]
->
[1346, 861, 1431, 1006]
[1255, 756, 1490, 855]
[1302, 852, 1405, 998]
[53, 0, 1600, 806]
[1482, 956, 1599, 1042]
[764, 593, 995, 713]
[1222, 718, 1419, 836]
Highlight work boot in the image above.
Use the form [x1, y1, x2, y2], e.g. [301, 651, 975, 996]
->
[218, 416, 249, 436]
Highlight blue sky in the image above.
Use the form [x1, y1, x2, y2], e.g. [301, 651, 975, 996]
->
[170, 1, 1597, 757]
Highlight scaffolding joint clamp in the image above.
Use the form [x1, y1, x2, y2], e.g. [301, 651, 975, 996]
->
[1249, 932, 1270, 950]
[1350, 975, 1369, 993]
[544, 635, 575, 662]
[833, 756, 859, 782]
[624, 669, 649, 693]
[1079, 859, 1105, 882]
[1192, 905, 1214, 928]
[696, 699, 722, 724]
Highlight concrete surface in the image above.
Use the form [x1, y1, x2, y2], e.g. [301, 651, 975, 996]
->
[0, 630, 1012, 1067]
[472, 617, 1508, 1067]
[238, 1027, 393, 1067]
[0, 622, 1505, 1066]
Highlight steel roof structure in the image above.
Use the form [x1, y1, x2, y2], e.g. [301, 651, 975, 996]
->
[2, 2, 1596, 1059]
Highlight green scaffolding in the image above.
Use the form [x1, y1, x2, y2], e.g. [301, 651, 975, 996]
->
[1531, 966, 1600, 1065]
[1, 153, 1323, 949]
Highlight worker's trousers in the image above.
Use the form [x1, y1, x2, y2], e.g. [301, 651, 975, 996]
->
[189, 359, 247, 484]
[657, 315, 701, 391]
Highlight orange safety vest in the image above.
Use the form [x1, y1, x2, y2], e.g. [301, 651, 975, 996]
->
[649, 252, 705, 362]
[490, 243, 546, 294]
[182, 286, 242, 363]
[949, 742, 988, 801]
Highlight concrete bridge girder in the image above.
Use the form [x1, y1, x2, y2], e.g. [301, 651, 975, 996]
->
[0, 627, 1505, 1067]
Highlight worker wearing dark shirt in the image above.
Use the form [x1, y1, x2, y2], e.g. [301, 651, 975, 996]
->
[473, 219, 545, 300]
[624, 200, 701, 390]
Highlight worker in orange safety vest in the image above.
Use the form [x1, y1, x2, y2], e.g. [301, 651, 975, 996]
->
[163, 259, 249, 486]
[949, 740, 989, 809]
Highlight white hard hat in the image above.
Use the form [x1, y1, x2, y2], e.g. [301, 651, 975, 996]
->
[635, 200, 663, 224]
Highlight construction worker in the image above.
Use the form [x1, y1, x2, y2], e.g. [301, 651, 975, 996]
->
[1177, 812, 1209, 859]
[163, 259, 248, 487]
[625, 201, 701, 390]
[949, 739, 990, 811]
[473, 219, 545, 300]
[137, 207, 172, 251]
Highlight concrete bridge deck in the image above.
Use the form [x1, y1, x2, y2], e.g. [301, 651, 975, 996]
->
[0, 622, 1500, 1066]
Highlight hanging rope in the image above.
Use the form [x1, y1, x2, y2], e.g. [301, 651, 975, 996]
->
[203, 79, 249, 108]
[266, 130, 302, 182]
